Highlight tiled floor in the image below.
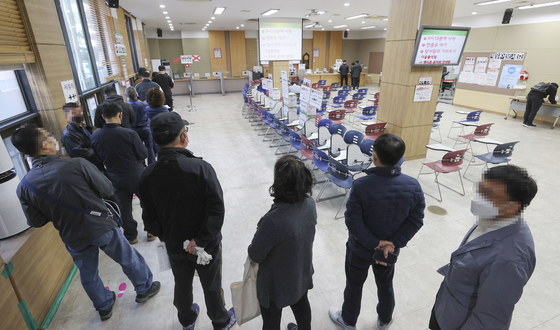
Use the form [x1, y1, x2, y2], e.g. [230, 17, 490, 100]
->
[50, 86, 560, 330]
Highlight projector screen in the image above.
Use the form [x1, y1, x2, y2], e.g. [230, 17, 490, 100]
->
[411, 25, 470, 66]
[259, 18, 302, 62]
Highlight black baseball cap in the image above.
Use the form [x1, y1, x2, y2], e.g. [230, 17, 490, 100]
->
[150, 112, 189, 140]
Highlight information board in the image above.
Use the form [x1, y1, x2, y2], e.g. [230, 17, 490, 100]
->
[300, 85, 311, 104]
[411, 26, 470, 66]
[309, 89, 323, 109]
[259, 18, 303, 61]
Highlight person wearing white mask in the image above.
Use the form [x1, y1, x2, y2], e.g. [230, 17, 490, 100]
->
[428, 165, 537, 330]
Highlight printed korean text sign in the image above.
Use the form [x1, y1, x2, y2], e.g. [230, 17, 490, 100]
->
[413, 29, 468, 65]
[181, 55, 193, 64]
[61, 80, 78, 102]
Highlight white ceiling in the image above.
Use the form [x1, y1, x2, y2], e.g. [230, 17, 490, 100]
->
[121, 0, 560, 33]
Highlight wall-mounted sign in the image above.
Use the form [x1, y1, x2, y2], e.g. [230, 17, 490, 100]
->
[213, 48, 222, 59]
[313, 48, 320, 58]
[61, 79, 77, 103]
[418, 76, 432, 85]
[193, 55, 201, 62]
[115, 33, 127, 57]
[181, 55, 193, 64]
[490, 52, 524, 61]
[185, 63, 190, 68]
[413, 85, 433, 102]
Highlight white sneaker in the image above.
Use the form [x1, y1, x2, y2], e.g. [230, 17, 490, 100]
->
[328, 307, 356, 330]
[377, 318, 393, 330]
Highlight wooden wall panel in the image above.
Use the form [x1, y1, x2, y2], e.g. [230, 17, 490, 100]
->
[328, 31, 343, 68]
[246, 38, 258, 70]
[208, 31, 228, 73]
[368, 52, 384, 74]
[312, 31, 327, 71]
[229, 31, 247, 77]
[302, 39, 313, 63]
[117, 8, 135, 80]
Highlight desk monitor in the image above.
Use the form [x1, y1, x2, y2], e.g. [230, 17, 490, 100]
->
[411, 25, 470, 66]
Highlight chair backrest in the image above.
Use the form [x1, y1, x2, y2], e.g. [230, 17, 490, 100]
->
[433, 111, 444, 123]
[274, 118, 284, 134]
[321, 102, 328, 111]
[352, 93, 364, 100]
[291, 76, 300, 84]
[346, 143, 370, 169]
[338, 89, 349, 96]
[289, 129, 302, 145]
[331, 82, 340, 88]
[466, 110, 483, 121]
[328, 156, 351, 181]
[474, 123, 494, 136]
[333, 96, 345, 103]
[318, 79, 326, 85]
[301, 136, 315, 160]
[304, 118, 318, 137]
[312, 83, 321, 89]
[344, 130, 364, 145]
[441, 149, 468, 166]
[322, 91, 331, 99]
[365, 123, 387, 134]
[357, 88, 368, 94]
[328, 110, 346, 121]
[280, 122, 291, 136]
[315, 114, 323, 125]
[329, 124, 347, 136]
[330, 134, 347, 155]
[318, 118, 333, 129]
[342, 85, 352, 90]
[317, 125, 331, 146]
[313, 146, 329, 169]
[492, 141, 519, 158]
[344, 100, 359, 110]
[374, 92, 380, 99]
[323, 86, 332, 93]
[359, 138, 375, 155]
[362, 106, 378, 115]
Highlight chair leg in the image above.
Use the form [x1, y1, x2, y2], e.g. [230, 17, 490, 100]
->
[436, 126, 442, 143]
[274, 140, 287, 155]
[316, 179, 331, 202]
[334, 189, 351, 220]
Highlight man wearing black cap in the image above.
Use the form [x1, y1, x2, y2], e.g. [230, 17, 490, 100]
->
[138, 112, 236, 330]
[135, 68, 161, 102]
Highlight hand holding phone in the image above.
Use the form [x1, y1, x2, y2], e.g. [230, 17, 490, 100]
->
[373, 248, 397, 265]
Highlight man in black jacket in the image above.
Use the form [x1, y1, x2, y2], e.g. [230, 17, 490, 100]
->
[13, 124, 159, 321]
[523, 82, 558, 127]
[94, 85, 136, 129]
[338, 60, 349, 87]
[351, 60, 362, 90]
[135, 68, 161, 102]
[139, 112, 236, 330]
[92, 103, 149, 244]
[60, 103, 105, 172]
[152, 65, 175, 110]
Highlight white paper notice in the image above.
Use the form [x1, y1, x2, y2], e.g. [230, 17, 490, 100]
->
[413, 85, 433, 102]
[488, 58, 502, 70]
[485, 70, 499, 86]
[463, 64, 474, 73]
[303, 78, 311, 87]
[300, 85, 312, 104]
[309, 89, 323, 109]
[61, 79, 78, 102]
[475, 57, 488, 73]
[475, 72, 487, 85]
[465, 57, 475, 65]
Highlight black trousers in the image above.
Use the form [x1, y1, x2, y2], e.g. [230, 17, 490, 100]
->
[341, 75, 348, 87]
[352, 77, 360, 90]
[428, 306, 442, 330]
[260, 292, 312, 330]
[164, 93, 173, 110]
[169, 248, 230, 329]
[114, 186, 138, 240]
[341, 246, 395, 326]
[524, 93, 543, 125]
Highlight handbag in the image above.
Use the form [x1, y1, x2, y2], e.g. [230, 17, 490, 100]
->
[21, 178, 123, 227]
[230, 256, 261, 326]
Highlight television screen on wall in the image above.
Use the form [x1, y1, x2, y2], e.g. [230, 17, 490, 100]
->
[411, 25, 471, 66]
[259, 18, 303, 62]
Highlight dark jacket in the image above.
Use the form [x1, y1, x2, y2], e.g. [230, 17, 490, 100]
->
[345, 166, 425, 261]
[61, 123, 105, 172]
[138, 148, 225, 262]
[351, 64, 362, 78]
[434, 218, 535, 329]
[339, 63, 349, 76]
[128, 99, 150, 129]
[146, 105, 169, 121]
[152, 73, 174, 96]
[135, 78, 161, 101]
[94, 95, 136, 128]
[17, 156, 117, 249]
[248, 197, 317, 308]
[528, 84, 557, 104]
[91, 123, 147, 188]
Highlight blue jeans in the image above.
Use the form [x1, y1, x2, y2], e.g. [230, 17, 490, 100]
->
[66, 227, 153, 311]
[134, 127, 156, 164]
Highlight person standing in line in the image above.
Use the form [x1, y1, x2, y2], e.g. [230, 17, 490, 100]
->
[428, 165, 537, 330]
[138, 112, 236, 330]
[523, 82, 558, 127]
[60, 102, 105, 173]
[351, 61, 362, 90]
[152, 65, 175, 110]
[127, 87, 156, 164]
[13, 124, 160, 321]
[92, 103, 152, 244]
[248, 155, 317, 330]
[329, 134, 425, 330]
[135, 68, 161, 102]
[145, 88, 170, 121]
[93, 85, 136, 129]
[338, 60, 350, 87]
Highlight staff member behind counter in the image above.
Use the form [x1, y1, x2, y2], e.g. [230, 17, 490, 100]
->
[523, 82, 558, 128]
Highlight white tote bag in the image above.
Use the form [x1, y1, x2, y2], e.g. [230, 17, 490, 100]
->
[230, 256, 261, 326]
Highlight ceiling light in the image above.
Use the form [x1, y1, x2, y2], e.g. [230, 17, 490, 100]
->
[214, 7, 226, 15]
[321, 28, 325, 30]
[472, 12, 477, 14]
[328, 20, 332, 22]
[163, 11, 168, 14]
[475, 0, 511, 5]
[208, 21, 212, 23]
[167, 20, 171, 22]
[333, 25, 348, 28]
[305, 14, 310, 18]
[381, 18, 388, 21]
[346, 28, 350, 31]
[317, 11, 326, 15]
[344, 3, 350, 6]
[236, 27, 240, 29]
[361, 25, 377, 29]
[211, 17, 215, 19]
[241, 24, 244, 27]
[165, 16, 170, 19]
[262, 9, 279, 16]
[159, 5, 165, 8]
[518, 1, 560, 9]
[345, 13, 368, 19]
[361, 21, 365, 24]
[383, 28, 387, 30]
[304, 24, 315, 28]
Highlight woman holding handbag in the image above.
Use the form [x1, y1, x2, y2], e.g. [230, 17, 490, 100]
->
[248, 155, 317, 330]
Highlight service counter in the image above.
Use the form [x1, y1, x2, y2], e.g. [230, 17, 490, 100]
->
[173, 76, 249, 96]
[304, 73, 367, 86]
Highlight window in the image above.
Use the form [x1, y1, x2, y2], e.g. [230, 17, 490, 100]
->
[0, 69, 38, 129]
[125, 15, 140, 73]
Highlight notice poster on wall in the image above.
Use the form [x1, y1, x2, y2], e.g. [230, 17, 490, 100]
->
[475, 72, 487, 85]
[413, 85, 433, 102]
[313, 48, 320, 58]
[488, 58, 502, 70]
[61, 79, 77, 102]
[458, 72, 475, 84]
[474, 57, 488, 73]
[463, 56, 475, 72]
[485, 70, 500, 86]
[214, 48, 222, 59]
[498, 65, 523, 89]
[115, 33, 127, 57]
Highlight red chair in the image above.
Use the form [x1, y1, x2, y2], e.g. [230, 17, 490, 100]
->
[417, 149, 468, 202]
[316, 114, 323, 126]
[368, 98, 379, 106]
[301, 136, 315, 162]
[291, 76, 300, 84]
[328, 110, 346, 125]
[312, 83, 321, 90]
[374, 92, 380, 99]
[343, 100, 358, 115]
[323, 86, 333, 93]
[363, 123, 386, 140]
[453, 123, 494, 152]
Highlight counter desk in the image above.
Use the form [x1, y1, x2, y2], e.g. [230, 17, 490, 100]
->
[173, 76, 249, 96]
[506, 97, 560, 129]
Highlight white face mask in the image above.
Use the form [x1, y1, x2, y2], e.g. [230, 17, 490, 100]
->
[470, 193, 500, 219]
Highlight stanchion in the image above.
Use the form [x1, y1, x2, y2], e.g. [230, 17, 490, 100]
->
[186, 74, 196, 112]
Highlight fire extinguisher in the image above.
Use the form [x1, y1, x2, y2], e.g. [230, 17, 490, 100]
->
[519, 71, 529, 81]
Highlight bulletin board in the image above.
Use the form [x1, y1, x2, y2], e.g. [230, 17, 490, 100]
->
[455, 52, 525, 96]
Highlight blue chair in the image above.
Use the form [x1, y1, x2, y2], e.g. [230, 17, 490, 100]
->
[269, 117, 285, 147]
[317, 156, 355, 219]
[317, 119, 333, 146]
[318, 79, 327, 87]
[275, 122, 296, 155]
[447, 110, 483, 138]
[312, 146, 330, 174]
[331, 82, 340, 90]
[329, 124, 347, 137]
[317, 102, 327, 116]
[463, 142, 518, 179]
[327, 124, 348, 157]
[338, 89, 350, 97]
[323, 91, 331, 100]
[287, 129, 304, 157]
[342, 85, 352, 91]
[357, 88, 368, 95]
[342, 130, 367, 172]
[359, 138, 375, 169]
[355, 106, 377, 123]
[352, 93, 365, 102]
[431, 111, 444, 143]
[261, 111, 278, 142]
[331, 96, 346, 109]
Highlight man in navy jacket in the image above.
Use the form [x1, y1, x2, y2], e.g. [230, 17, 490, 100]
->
[329, 133, 425, 330]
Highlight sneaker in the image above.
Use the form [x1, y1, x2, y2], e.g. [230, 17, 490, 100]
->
[147, 233, 157, 242]
[128, 238, 138, 245]
[221, 307, 236, 330]
[377, 318, 393, 330]
[328, 307, 356, 330]
[524, 123, 537, 128]
[183, 303, 200, 330]
[99, 291, 116, 321]
[287, 322, 298, 330]
[135, 281, 161, 303]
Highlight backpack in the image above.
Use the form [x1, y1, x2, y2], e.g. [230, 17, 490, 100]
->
[531, 82, 551, 93]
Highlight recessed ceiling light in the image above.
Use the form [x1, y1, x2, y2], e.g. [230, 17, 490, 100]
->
[261, 9, 279, 16]
[214, 7, 226, 15]
[167, 20, 171, 23]
[205, 24, 209, 26]
[208, 21, 212, 23]
[346, 28, 350, 31]
[381, 18, 388, 21]
[333, 25, 348, 28]
[321, 28, 325, 30]
[344, 3, 350, 6]
[304, 24, 315, 28]
[241, 24, 244, 27]
[518, 1, 560, 9]
[345, 13, 368, 19]
[211, 17, 215, 19]
[475, 0, 511, 5]
[159, 5, 165, 8]
[472, 12, 477, 14]
[328, 20, 332, 22]
[383, 28, 387, 30]
[361, 21, 365, 24]
[163, 11, 168, 14]
[361, 25, 376, 29]
[165, 16, 170, 19]
[236, 27, 239, 29]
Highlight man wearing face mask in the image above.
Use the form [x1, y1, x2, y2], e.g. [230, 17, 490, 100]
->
[61, 103, 105, 173]
[428, 165, 537, 330]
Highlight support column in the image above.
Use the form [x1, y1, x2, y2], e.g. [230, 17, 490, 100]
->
[269, 60, 289, 94]
[378, 0, 456, 160]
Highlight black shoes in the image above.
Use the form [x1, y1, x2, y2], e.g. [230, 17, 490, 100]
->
[99, 291, 116, 321]
[287, 322, 298, 330]
[135, 281, 161, 303]
[523, 123, 537, 128]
